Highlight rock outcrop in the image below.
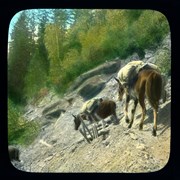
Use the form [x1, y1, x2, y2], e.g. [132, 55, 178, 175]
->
[12, 35, 171, 173]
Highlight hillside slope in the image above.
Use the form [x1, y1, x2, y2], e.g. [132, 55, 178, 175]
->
[11, 35, 171, 173]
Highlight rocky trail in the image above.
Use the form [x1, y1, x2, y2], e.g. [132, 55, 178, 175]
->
[11, 35, 171, 173]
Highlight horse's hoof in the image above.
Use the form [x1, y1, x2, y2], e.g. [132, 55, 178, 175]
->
[128, 124, 132, 128]
[139, 124, 143, 130]
[125, 117, 130, 123]
[152, 129, 157, 136]
[113, 120, 119, 125]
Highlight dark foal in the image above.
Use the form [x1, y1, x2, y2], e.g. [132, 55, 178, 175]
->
[73, 99, 119, 131]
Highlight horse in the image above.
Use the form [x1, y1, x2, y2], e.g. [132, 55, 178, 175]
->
[115, 68, 163, 136]
[72, 98, 119, 131]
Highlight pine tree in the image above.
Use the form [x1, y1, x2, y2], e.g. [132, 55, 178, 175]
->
[23, 10, 51, 100]
[8, 11, 33, 104]
[44, 9, 70, 88]
[37, 10, 50, 75]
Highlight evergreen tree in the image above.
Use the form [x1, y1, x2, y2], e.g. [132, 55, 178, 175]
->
[44, 9, 70, 88]
[37, 10, 50, 75]
[24, 10, 51, 100]
[44, 24, 62, 86]
[24, 49, 48, 100]
[8, 11, 33, 104]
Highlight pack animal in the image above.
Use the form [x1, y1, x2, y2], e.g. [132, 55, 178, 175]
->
[115, 66, 163, 136]
[72, 98, 119, 131]
[8, 146, 20, 162]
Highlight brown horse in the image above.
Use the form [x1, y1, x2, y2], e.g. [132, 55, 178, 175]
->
[115, 69, 162, 136]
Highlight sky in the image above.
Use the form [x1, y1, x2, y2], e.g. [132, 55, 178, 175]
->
[8, 11, 22, 42]
[8, 9, 53, 42]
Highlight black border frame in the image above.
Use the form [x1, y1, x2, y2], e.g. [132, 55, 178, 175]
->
[1, 0, 179, 179]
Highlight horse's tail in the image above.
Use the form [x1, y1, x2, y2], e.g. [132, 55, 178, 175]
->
[146, 70, 162, 110]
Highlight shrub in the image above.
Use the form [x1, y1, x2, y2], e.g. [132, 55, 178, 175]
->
[155, 48, 171, 76]
[8, 98, 40, 146]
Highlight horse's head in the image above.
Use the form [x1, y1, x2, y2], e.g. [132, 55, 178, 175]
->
[114, 77, 125, 101]
[72, 114, 81, 130]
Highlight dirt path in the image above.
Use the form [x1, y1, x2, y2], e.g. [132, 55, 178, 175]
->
[52, 100, 171, 173]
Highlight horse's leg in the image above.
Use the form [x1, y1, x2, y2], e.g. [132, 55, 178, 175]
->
[138, 95, 146, 131]
[92, 123, 98, 138]
[128, 98, 138, 128]
[91, 114, 99, 138]
[101, 118, 106, 128]
[125, 94, 130, 123]
[79, 128, 91, 143]
[86, 115, 96, 139]
[152, 108, 158, 136]
[93, 114, 106, 129]
[113, 112, 119, 125]
[80, 116, 93, 140]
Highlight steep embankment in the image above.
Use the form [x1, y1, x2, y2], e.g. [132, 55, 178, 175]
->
[11, 35, 171, 173]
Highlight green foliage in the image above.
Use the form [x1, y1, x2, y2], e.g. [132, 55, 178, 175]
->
[155, 49, 171, 76]
[8, 11, 33, 104]
[37, 10, 50, 74]
[24, 49, 48, 100]
[79, 25, 107, 61]
[8, 9, 170, 146]
[58, 49, 105, 94]
[124, 10, 143, 24]
[8, 9, 170, 101]
[8, 98, 40, 146]
[44, 24, 63, 85]
[132, 10, 169, 50]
